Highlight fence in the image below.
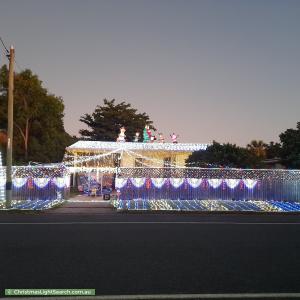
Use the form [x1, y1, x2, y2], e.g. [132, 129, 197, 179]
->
[0, 165, 70, 203]
[116, 167, 300, 202]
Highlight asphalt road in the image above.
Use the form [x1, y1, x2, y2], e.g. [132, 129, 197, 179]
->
[1, 207, 300, 298]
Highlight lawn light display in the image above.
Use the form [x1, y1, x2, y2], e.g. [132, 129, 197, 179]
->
[111, 199, 300, 212]
[115, 167, 300, 202]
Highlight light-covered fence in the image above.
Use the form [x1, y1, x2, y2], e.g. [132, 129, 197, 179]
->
[116, 167, 300, 202]
[0, 165, 70, 206]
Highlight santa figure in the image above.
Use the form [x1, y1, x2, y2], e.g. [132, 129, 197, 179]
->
[170, 133, 179, 143]
[117, 127, 126, 142]
[147, 126, 152, 140]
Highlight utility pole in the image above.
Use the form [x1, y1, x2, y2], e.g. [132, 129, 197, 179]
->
[6, 46, 14, 208]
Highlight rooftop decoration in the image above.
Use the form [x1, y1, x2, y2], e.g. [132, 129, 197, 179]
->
[134, 132, 140, 142]
[67, 141, 210, 152]
[170, 133, 179, 143]
[116, 127, 126, 142]
[143, 125, 151, 142]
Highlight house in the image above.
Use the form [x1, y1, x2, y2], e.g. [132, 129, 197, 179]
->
[65, 141, 210, 189]
[65, 140, 210, 168]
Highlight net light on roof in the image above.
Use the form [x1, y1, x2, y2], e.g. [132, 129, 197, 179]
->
[67, 141, 210, 152]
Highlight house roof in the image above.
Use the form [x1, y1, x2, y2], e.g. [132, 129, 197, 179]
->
[66, 141, 210, 152]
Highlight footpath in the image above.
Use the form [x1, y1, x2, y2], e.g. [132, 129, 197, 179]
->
[46, 195, 115, 214]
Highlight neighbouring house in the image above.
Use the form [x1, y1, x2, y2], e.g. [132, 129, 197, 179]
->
[261, 158, 285, 169]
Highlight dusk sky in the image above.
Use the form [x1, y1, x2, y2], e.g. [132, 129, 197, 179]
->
[1, 0, 300, 145]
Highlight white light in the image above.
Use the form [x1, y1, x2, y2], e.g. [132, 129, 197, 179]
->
[170, 178, 184, 188]
[187, 178, 202, 188]
[131, 178, 146, 188]
[243, 179, 257, 189]
[13, 177, 27, 188]
[56, 191, 62, 201]
[151, 178, 166, 188]
[225, 179, 240, 189]
[115, 178, 128, 189]
[0, 176, 5, 187]
[65, 176, 71, 188]
[64, 148, 121, 166]
[67, 141, 210, 152]
[208, 179, 222, 189]
[33, 178, 49, 188]
[0, 152, 5, 200]
[52, 177, 65, 188]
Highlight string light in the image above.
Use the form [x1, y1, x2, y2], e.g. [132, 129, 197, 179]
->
[63, 148, 122, 166]
[115, 175, 300, 202]
[126, 149, 215, 168]
[111, 199, 300, 212]
[207, 179, 222, 189]
[0, 152, 5, 201]
[0, 164, 71, 207]
[118, 167, 300, 181]
[116, 177, 258, 190]
[126, 150, 177, 168]
[13, 178, 27, 188]
[187, 178, 203, 188]
[243, 179, 258, 189]
[67, 141, 210, 152]
[169, 178, 184, 188]
[66, 143, 228, 169]
[13, 165, 68, 178]
[225, 179, 240, 189]
[33, 178, 49, 188]
[130, 178, 146, 188]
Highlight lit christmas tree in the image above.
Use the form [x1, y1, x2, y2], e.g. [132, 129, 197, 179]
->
[0, 151, 5, 201]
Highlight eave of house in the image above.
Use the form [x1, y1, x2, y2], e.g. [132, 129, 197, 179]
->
[66, 141, 210, 153]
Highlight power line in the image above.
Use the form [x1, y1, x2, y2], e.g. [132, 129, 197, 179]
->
[0, 36, 23, 71]
[0, 36, 9, 54]
[1, 48, 8, 59]
[14, 59, 22, 72]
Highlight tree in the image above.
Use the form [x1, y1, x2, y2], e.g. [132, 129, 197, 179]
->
[279, 122, 300, 168]
[80, 99, 155, 141]
[265, 141, 282, 159]
[247, 140, 267, 159]
[186, 141, 261, 168]
[0, 65, 75, 164]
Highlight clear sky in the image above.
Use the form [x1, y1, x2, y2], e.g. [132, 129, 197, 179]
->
[0, 0, 300, 145]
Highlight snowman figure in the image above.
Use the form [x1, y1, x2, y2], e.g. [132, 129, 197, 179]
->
[170, 133, 179, 143]
[134, 132, 140, 142]
[150, 135, 157, 143]
[117, 127, 126, 142]
[158, 133, 165, 143]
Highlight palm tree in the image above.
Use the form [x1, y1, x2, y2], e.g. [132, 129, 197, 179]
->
[247, 140, 267, 158]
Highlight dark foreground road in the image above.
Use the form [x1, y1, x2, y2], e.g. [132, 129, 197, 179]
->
[1, 206, 300, 298]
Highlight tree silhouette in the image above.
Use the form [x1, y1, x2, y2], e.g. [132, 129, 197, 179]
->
[79, 99, 155, 141]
